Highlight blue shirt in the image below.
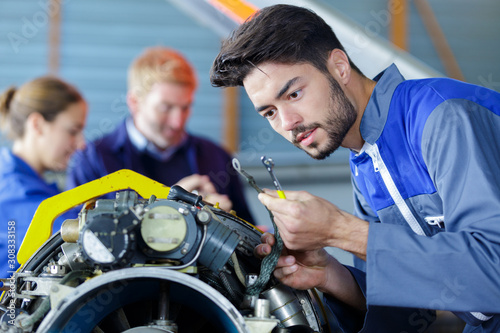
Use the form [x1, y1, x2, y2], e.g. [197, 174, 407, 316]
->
[0, 148, 77, 279]
[125, 117, 187, 162]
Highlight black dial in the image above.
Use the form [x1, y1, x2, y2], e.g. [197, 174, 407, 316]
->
[79, 211, 139, 270]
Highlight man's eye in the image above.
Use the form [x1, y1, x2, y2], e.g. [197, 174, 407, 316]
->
[263, 109, 276, 119]
[157, 104, 172, 113]
[289, 89, 302, 99]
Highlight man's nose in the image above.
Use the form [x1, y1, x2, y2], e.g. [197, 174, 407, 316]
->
[169, 108, 188, 129]
[280, 107, 302, 132]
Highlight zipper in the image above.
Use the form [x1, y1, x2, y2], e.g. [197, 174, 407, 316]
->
[471, 312, 493, 322]
[424, 216, 445, 228]
[365, 143, 426, 236]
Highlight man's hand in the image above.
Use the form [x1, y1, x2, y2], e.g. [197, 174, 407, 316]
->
[175, 174, 232, 211]
[175, 174, 216, 193]
[255, 233, 331, 290]
[255, 233, 366, 311]
[258, 189, 368, 259]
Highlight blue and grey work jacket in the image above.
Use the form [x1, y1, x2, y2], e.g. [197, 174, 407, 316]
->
[326, 64, 500, 333]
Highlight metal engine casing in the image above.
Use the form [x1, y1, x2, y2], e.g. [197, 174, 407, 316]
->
[0, 189, 328, 333]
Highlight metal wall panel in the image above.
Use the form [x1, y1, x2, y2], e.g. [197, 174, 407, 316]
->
[58, 0, 224, 144]
[0, 0, 51, 147]
[0, 1, 50, 92]
[324, 0, 500, 90]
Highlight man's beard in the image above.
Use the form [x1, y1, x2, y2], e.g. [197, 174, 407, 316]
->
[292, 76, 357, 160]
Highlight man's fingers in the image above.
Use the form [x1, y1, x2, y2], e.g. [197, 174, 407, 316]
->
[276, 255, 296, 267]
[198, 178, 217, 194]
[262, 188, 305, 199]
[258, 192, 285, 211]
[260, 232, 275, 246]
[254, 232, 276, 258]
[274, 255, 298, 279]
[254, 243, 272, 258]
[274, 266, 298, 280]
[262, 188, 280, 197]
[175, 174, 204, 192]
[258, 190, 310, 213]
[176, 174, 220, 195]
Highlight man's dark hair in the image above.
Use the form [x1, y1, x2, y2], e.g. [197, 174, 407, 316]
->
[210, 4, 362, 87]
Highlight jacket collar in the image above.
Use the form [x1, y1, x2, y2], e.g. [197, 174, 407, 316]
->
[0, 147, 39, 178]
[360, 64, 406, 144]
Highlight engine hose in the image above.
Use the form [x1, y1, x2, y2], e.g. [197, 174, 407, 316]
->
[218, 271, 240, 304]
[200, 270, 241, 304]
[59, 269, 93, 285]
[230, 252, 246, 287]
[200, 270, 224, 291]
[245, 210, 283, 296]
[17, 297, 50, 330]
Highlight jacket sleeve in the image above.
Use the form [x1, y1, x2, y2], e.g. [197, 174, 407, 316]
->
[321, 177, 435, 332]
[324, 265, 436, 333]
[366, 98, 500, 320]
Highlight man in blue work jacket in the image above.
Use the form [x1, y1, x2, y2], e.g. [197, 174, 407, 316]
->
[210, 4, 500, 333]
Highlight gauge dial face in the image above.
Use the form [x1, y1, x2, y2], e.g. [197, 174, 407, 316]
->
[82, 229, 116, 264]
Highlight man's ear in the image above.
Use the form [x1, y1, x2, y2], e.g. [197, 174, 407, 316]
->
[326, 49, 351, 85]
[126, 91, 140, 117]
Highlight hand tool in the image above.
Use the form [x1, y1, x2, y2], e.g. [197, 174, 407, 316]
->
[261, 156, 286, 199]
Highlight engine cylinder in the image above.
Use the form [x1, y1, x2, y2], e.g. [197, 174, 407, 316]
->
[36, 267, 250, 333]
